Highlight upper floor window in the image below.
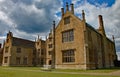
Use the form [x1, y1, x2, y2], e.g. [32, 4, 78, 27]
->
[37, 42, 39, 45]
[48, 44, 52, 48]
[4, 57, 8, 63]
[41, 49, 44, 55]
[49, 37, 52, 42]
[48, 51, 52, 55]
[62, 29, 74, 43]
[33, 50, 36, 55]
[5, 47, 9, 53]
[64, 16, 70, 25]
[62, 50, 75, 63]
[17, 48, 21, 53]
[6, 39, 9, 43]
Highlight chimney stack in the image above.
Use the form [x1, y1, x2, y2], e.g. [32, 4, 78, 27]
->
[0, 43, 1, 48]
[38, 35, 39, 40]
[112, 35, 115, 42]
[98, 15, 106, 36]
[82, 10, 85, 21]
[99, 15, 104, 28]
[66, 2, 69, 11]
[61, 8, 64, 17]
[71, 3, 74, 14]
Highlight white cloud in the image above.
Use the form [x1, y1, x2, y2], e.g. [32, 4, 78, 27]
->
[0, 0, 61, 43]
[117, 52, 120, 60]
[0, 36, 6, 44]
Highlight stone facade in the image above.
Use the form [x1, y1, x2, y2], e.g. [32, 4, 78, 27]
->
[46, 32, 53, 65]
[0, 3, 117, 69]
[2, 31, 36, 66]
[54, 3, 117, 69]
[35, 36, 46, 66]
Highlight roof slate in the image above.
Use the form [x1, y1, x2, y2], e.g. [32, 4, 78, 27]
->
[12, 37, 35, 48]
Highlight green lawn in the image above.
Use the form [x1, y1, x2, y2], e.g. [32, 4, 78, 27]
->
[53, 67, 120, 73]
[0, 66, 120, 77]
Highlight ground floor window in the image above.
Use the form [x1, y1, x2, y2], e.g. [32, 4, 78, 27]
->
[62, 50, 75, 63]
[40, 58, 44, 65]
[16, 57, 20, 64]
[23, 57, 27, 65]
[4, 57, 8, 63]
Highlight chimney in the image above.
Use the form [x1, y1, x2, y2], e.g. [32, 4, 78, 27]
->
[45, 36, 47, 41]
[7, 31, 13, 38]
[82, 10, 85, 21]
[35, 38, 36, 42]
[66, 2, 69, 11]
[71, 3, 74, 14]
[112, 35, 115, 42]
[98, 15, 106, 36]
[61, 8, 64, 17]
[0, 43, 1, 48]
[38, 35, 39, 40]
[9, 31, 13, 36]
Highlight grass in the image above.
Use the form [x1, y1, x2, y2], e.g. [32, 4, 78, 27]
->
[0, 66, 120, 77]
[53, 67, 120, 73]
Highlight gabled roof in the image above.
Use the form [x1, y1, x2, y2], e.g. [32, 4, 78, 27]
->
[12, 37, 35, 48]
[55, 11, 83, 30]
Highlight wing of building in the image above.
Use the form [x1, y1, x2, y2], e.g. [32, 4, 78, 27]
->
[52, 3, 117, 69]
[35, 36, 46, 66]
[2, 31, 36, 66]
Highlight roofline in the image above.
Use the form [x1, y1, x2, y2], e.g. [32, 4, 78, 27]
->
[13, 37, 35, 43]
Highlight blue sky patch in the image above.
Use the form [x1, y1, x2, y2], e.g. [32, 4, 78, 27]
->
[87, 0, 115, 7]
[62, 0, 115, 7]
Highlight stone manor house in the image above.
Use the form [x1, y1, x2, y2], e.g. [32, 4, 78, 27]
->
[0, 3, 117, 69]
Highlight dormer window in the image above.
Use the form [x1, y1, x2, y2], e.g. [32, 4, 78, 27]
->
[64, 16, 70, 25]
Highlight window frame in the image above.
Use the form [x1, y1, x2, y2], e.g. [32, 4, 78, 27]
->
[48, 51, 52, 55]
[16, 47, 21, 53]
[16, 57, 21, 64]
[4, 57, 8, 63]
[62, 49, 75, 63]
[5, 47, 9, 53]
[48, 44, 52, 48]
[64, 16, 70, 25]
[23, 57, 28, 65]
[62, 29, 74, 43]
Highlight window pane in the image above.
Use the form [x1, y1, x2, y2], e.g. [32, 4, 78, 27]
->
[16, 57, 20, 64]
[5, 47, 9, 53]
[62, 50, 75, 63]
[4, 57, 8, 63]
[17, 48, 21, 53]
[23, 57, 27, 65]
[62, 30, 74, 43]
[64, 16, 70, 25]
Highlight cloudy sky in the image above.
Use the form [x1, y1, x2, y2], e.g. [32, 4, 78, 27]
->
[0, 0, 120, 60]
